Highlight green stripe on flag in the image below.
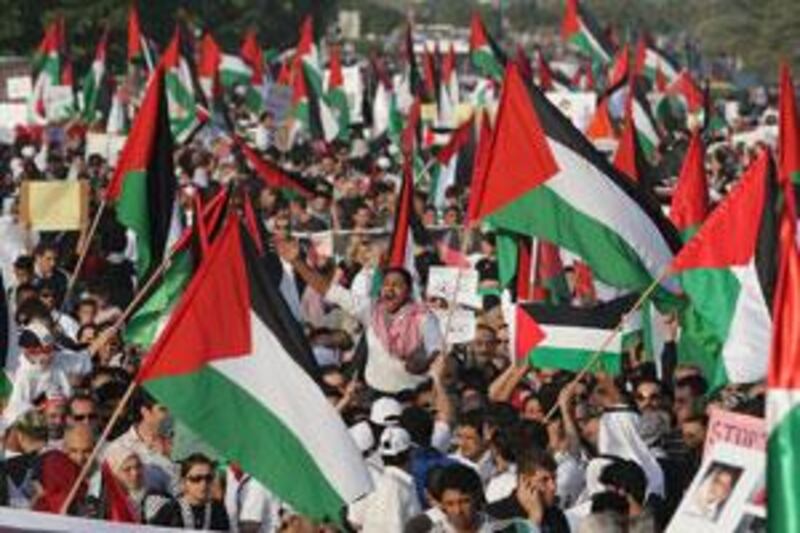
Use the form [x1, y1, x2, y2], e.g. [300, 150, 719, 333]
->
[145, 365, 346, 522]
[768, 404, 800, 533]
[488, 185, 655, 292]
[116, 170, 152, 275]
[531, 346, 621, 374]
[125, 249, 193, 348]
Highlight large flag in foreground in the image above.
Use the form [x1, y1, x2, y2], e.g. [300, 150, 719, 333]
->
[670, 150, 777, 385]
[105, 65, 178, 278]
[474, 64, 680, 296]
[767, 180, 800, 533]
[137, 217, 372, 522]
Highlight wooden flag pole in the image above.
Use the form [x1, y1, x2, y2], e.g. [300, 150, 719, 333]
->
[58, 246, 179, 515]
[60, 198, 108, 313]
[543, 270, 670, 422]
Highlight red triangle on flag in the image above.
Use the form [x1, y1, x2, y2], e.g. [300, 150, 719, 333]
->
[671, 150, 770, 273]
[137, 217, 252, 382]
[768, 179, 800, 389]
[515, 306, 546, 360]
[670, 131, 709, 232]
[474, 64, 559, 221]
[779, 62, 800, 184]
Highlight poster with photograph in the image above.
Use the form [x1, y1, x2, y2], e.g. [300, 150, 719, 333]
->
[667, 442, 765, 533]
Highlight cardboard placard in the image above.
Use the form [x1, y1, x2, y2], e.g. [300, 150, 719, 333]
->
[86, 133, 128, 166]
[667, 442, 765, 533]
[427, 266, 481, 308]
[6, 76, 32, 101]
[20, 180, 89, 231]
[434, 308, 477, 345]
[704, 407, 767, 457]
[264, 83, 294, 123]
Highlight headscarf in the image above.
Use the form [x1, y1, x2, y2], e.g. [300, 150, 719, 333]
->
[104, 444, 140, 477]
[597, 407, 665, 498]
[370, 301, 428, 360]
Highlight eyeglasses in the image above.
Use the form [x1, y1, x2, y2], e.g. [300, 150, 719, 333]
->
[186, 474, 214, 484]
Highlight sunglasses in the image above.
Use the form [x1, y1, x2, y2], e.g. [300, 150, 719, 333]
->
[186, 474, 214, 484]
[71, 413, 98, 422]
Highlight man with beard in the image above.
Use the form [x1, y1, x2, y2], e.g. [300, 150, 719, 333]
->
[279, 238, 442, 395]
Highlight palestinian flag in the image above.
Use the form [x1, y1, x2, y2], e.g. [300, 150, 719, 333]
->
[665, 70, 705, 114]
[125, 189, 228, 348]
[29, 19, 68, 124]
[669, 130, 709, 239]
[570, 62, 595, 91]
[612, 98, 656, 190]
[197, 32, 222, 104]
[290, 19, 339, 143]
[474, 64, 680, 297]
[466, 112, 493, 224]
[607, 44, 630, 88]
[326, 45, 350, 140]
[163, 28, 203, 143]
[531, 240, 570, 304]
[234, 135, 320, 199]
[766, 178, 800, 533]
[127, 3, 152, 68]
[516, 294, 639, 374]
[437, 44, 459, 129]
[670, 150, 778, 385]
[537, 50, 571, 92]
[422, 47, 438, 102]
[634, 35, 679, 87]
[390, 104, 429, 274]
[137, 216, 372, 522]
[585, 97, 617, 152]
[606, 76, 661, 156]
[430, 117, 474, 208]
[469, 12, 506, 82]
[80, 29, 108, 124]
[240, 28, 266, 113]
[779, 63, 800, 188]
[561, 0, 614, 65]
[105, 65, 178, 278]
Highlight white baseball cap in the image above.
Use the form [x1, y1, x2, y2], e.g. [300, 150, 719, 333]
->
[369, 397, 402, 427]
[348, 421, 375, 454]
[379, 426, 412, 457]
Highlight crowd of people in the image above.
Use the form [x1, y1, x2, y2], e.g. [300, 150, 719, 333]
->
[0, 14, 782, 533]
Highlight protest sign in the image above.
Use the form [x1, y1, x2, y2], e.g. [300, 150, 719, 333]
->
[0, 103, 28, 131]
[427, 266, 481, 308]
[667, 442, 765, 533]
[20, 181, 89, 231]
[264, 83, 294, 123]
[86, 133, 128, 166]
[5, 76, 31, 101]
[434, 307, 477, 344]
[44, 85, 74, 121]
[704, 407, 767, 457]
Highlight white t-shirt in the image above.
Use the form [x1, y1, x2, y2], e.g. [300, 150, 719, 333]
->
[325, 285, 442, 394]
[224, 469, 278, 533]
[358, 466, 420, 533]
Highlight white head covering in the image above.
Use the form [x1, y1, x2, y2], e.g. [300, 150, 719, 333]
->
[597, 407, 665, 498]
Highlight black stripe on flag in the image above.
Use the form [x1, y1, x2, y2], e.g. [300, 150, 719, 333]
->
[240, 225, 320, 381]
[526, 79, 682, 255]
[755, 155, 780, 312]
[145, 79, 178, 278]
[519, 293, 638, 329]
